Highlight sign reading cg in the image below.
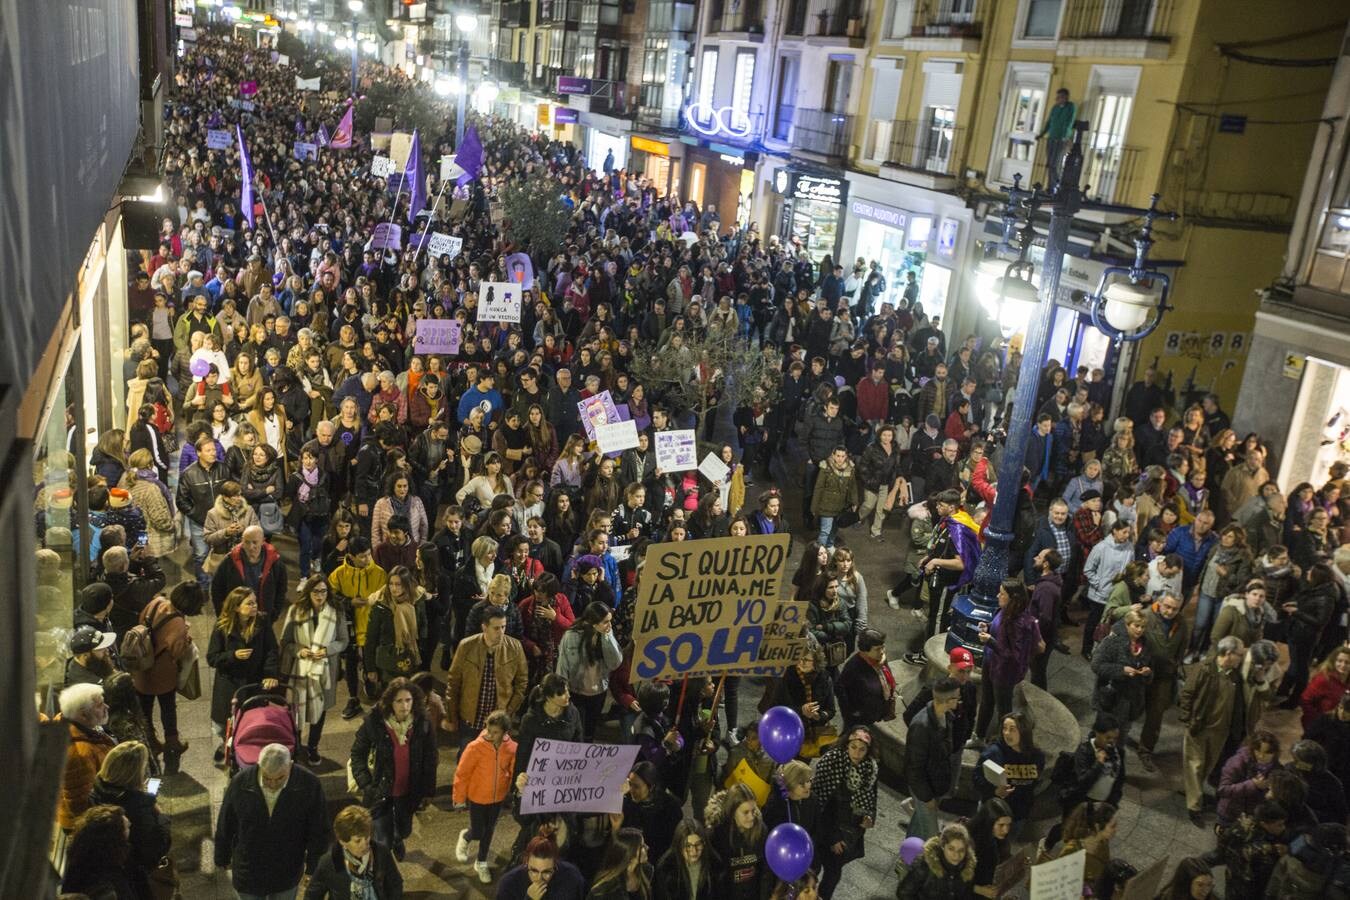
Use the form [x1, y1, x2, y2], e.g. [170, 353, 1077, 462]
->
[685, 103, 755, 141]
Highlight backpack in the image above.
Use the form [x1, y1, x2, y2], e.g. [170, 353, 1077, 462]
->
[120, 609, 177, 673]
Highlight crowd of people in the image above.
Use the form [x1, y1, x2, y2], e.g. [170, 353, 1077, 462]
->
[39, 23, 1350, 900]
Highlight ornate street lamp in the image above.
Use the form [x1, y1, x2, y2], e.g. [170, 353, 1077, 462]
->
[945, 124, 1177, 657]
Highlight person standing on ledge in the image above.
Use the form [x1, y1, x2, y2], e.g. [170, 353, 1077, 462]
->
[1039, 88, 1077, 190]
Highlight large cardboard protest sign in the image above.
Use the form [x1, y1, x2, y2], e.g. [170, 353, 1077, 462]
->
[426, 232, 463, 260]
[633, 534, 805, 680]
[1029, 849, 1085, 900]
[370, 223, 402, 251]
[655, 429, 697, 471]
[479, 281, 523, 323]
[519, 739, 640, 815]
[412, 319, 461, 355]
[596, 420, 639, 454]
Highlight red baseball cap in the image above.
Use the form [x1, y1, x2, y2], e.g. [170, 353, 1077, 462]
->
[949, 647, 975, 670]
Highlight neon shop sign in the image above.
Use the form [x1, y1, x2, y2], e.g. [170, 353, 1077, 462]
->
[684, 103, 755, 141]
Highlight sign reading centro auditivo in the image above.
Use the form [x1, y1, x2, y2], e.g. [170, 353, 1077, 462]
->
[633, 533, 806, 680]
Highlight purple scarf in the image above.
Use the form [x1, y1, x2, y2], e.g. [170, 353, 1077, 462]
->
[297, 466, 319, 503]
[137, 467, 174, 511]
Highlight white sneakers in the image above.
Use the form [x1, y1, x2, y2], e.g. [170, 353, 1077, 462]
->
[455, 829, 471, 864]
[474, 861, 492, 883]
[886, 589, 901, 610]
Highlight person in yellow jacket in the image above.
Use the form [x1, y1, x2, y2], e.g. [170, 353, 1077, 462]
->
[327, 535, 387, 720]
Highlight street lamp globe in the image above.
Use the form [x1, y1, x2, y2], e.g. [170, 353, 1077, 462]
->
[434, 78, 453, 96]
[974, 257, 1008, 319]
[1100, 281, 1155, 333]
[479, 82, 499, 103]
[347, 0, 364, 12]
[362, 40, 379, 54]
[455, 12, 478, 32]
[996, 275, 1039, 338]
[334, 35, 350, 50]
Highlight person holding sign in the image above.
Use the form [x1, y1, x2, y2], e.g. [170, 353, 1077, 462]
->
[554, 601, 622, 740]
[1048, 801, 1119, 894]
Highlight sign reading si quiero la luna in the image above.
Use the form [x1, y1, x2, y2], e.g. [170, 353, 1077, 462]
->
[633, 533, 804, 679]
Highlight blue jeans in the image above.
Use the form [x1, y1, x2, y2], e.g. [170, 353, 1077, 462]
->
[186, 519, 209, 587]
[297, 518, 324, 577]
[817, 516, 836, 548]
[1191, 592, 1220, 652]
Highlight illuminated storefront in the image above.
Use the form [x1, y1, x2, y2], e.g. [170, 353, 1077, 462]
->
[775, 168, 847, 263]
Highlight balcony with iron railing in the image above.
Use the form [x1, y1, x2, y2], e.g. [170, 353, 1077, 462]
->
[870, 118, 965, 188]
[808, 4, 866, 44]
[901, 0, 982, 50]
[1059, 0, 1173, 58]
[791, 107, 853, 161]
[537, 0, 583, 25]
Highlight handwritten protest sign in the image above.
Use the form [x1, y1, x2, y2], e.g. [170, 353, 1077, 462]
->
[370, 155, 396, 177]
[655, 430, 697, 472]
[426, 232, 463, 260]
[519, 739, 639, 815]
[578, 390, 620, 442]
[206, 129, 232, 150]
[295, 75, 321, 91]
[370, 223, 402, 251]
[292, 141, 318, 161]
[412, 319, 461, 355]
[698, 452, 730, 485]
[596, 420, 639, 455]
[479, 281, 522, 323]
[1029, 849, 1084, 900]
[633, 534, 806, 680]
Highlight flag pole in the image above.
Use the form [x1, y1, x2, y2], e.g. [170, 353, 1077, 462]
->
[413, 177, 452, 261]
[377, 167, 408, 272]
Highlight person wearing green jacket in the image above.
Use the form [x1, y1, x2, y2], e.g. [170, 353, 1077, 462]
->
[1039, 88, 1077, 188]
[810, 446, 859, 549]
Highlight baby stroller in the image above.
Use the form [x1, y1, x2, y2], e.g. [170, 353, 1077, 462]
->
[225, 682, 299, 774]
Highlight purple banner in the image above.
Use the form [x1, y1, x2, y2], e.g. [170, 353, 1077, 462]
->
[412, 318, 461, 355]
[370, 222, 403, 250]
[554, 107, 579, 124]
[239, 80, 258, 96]
[556, 75, 591, 95]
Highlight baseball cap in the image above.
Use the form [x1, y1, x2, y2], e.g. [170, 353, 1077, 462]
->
[949, 647, 974, 670]
[70, 625, 116, 655]
[1080, 489, 1102, 502]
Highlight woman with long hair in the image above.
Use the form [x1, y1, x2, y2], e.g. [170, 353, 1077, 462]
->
[415, 540, 450, 669]
[60, 805, 138, 899]
[372, 471, 431, 547]
[557, 600, 623, 740]
[831, 546, 869, 636]
[1278, 562, 1341, 708]
[973, 712, 1044, 830]
[545, 489, 581, 557]
[350, 677, 439, 861]
[320, 508, 362, 575]
[208, 399, 240, 449]
[1056, 801, 1118, 888]
[812, 726, 878, 899]
[120, 448, 177, 557]
[966, 798, 1013, 899]
[206, 587, 280, 762]
[91, 428, 128, 486]
[127, 402, 170, 483]
[551, 433, 587, 492]
[1299, 644, 1350, 728]
[583, 455, 624, 524]
[588, 826, 653, 900]
[688, 491, 729, 541]
[1160, 857, 1216, 900]
[653, 818, 717, 900]
[458, 451, 514, 508]
[526, 403, 559, 472]
[240, 442, 285, 537]
[281, 574, 350, 765]
[704, 784, 767, 900]
[287, 444, 332, 577]
[520, 572, 576, 687]
[365, 565, 427, 690]
[1191, 523, 1253, 655]
[791, 540, 830, 601]
[974, 579, 1042, 741]
[246, 385, 289, 468]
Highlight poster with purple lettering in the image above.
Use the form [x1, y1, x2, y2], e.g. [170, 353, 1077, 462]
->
[578, 390, 620, 442]
[412, 319, 461, 355]
[370, 223, 402, 250]
[519, 739, 640, 815]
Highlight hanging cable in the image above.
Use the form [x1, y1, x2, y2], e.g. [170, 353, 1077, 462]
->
[1217, 48, 1338, 67]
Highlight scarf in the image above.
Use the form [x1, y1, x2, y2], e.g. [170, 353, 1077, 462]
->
[845, 757, 878, 816]
[137, 467, 175, 511]
[392, 596, 421, 663]
[292, 604, 338, 726]
[385, 714, 413, 746]
[297, 465, 319, 503]
[343, 849, 377, 900]
[388, 492, 411, 521]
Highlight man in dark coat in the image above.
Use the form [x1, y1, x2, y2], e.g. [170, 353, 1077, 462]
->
[836, 630, 898, 730]
[214, 744, 329, 898]
[211, 525, 289, 619]
[903, 676, 960, 838]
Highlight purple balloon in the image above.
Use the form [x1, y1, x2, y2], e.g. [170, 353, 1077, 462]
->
[765, 823, 814, 883]
[190, 358, 211, 378]
[759, 705, 805, 764]
[900, 836, 925, 867]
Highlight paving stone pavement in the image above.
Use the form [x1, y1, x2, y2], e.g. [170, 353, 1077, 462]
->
[159, 436, 1303, 897]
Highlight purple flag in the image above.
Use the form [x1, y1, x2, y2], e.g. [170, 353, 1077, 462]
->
[295, 115, 305, 135]
[405, 129, 424, 224]
[330, 102, 354, 149]
[207, 110, 223, 128]
[455, 125, 483, 186]
[236, 125, 256, 230]
[318, 123, 330, 147]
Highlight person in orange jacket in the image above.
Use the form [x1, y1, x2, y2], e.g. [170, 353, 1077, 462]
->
[452, 710, 518, 883]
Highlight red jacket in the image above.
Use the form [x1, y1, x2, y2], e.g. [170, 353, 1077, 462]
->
[1301, 670, 1349, 728]
[517, 591, 576, 657]
[211, 542, 287, 619]
[855, 376, 889, 423]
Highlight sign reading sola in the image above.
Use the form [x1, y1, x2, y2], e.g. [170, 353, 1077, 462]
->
[632, 533, 806, 680]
